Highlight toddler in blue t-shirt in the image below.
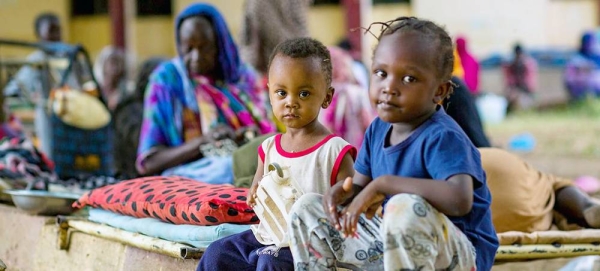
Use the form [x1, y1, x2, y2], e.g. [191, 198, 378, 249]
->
[288, 17, 499, 271]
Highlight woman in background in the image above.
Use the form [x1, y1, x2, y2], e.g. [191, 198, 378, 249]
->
[136, 3, 274, 179]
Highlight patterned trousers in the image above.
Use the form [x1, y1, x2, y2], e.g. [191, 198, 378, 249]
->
[288, 193, 477, 271]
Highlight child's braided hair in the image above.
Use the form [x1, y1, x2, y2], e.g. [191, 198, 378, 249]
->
[365, 17, 455, 84]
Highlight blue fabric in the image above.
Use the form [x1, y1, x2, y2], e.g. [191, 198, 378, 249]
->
[354, 108, 499, 271]
[197, 230, 293, 271]
[579, 32, 600, 66]
[161, 156, 234, 185]
[88, 208, 250, 248]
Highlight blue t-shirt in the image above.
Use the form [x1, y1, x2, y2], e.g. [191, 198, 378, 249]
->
[355, 108, 499, 271]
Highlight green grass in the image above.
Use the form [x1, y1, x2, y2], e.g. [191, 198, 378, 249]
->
[485, 98, 600, 159]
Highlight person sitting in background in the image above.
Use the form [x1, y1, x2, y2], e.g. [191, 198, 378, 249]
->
[93, 46, 134, 111]
[113, 57, 165, 179]
[444, 76, 492, 148]
[446, 51, 600, 233]
[481, 148, 600, 233]
[0, 94, 24, 141]
[564, 31, 600, 100]
[444, 55, 600, 233]
[503, 43, 538, 111]
[136, 3, 275, 178]
[320, 46, 375, 149]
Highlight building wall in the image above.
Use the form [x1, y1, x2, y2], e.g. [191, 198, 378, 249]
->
[1, 0, 596, 65]
[71, 0, 347, 64]
[364, 3, 413, 65]
[176, 0, 347, 50]
[0, 0, 70, 57]
[545, 0, 597, 50]
[129, 16, 175, 61]
[175, 0, 244, 42]
[372, 2, 412, 23]
[69, 16, 111, 59]
[0, 0, 70, 41]
[413, 0, 598, 57]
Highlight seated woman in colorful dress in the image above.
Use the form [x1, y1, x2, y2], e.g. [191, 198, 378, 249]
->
[136, 3, 275, 182]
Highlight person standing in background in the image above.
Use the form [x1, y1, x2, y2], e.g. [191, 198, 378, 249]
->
[456, 35, 480, 96]
[239, 0, 311, 77]
[239, 0, 312, 132]
[3, 12, 68, 158]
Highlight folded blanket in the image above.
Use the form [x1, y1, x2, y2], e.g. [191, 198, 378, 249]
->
[161, 156, 234, 185]
[0, 137, 56, 189]
[88, 208, 250, 248]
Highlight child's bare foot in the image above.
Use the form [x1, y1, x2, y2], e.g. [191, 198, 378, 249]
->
[583, 204, 600, 228]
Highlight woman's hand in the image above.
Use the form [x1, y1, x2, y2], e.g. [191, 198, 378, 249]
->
[210, 125, 236, 142]
[323, 177, 355, 231]
[204, 125, 259, 146]
[234, 125, 260, 145]
[340, 180, 385, 238]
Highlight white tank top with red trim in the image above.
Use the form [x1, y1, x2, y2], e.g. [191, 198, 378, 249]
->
[258, 133, 357, 195]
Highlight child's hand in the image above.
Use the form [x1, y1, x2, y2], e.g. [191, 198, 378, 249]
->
[323, 177, 354, 231]
[340, 184, 385, 238]
[247, 157, 265, 209]
[246, 181, 259, 207]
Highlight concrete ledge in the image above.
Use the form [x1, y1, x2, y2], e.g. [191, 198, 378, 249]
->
[1, 203, 585, 270]
[0, 204, 198, 271]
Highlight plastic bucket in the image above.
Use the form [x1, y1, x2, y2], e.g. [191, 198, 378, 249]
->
[475, 93, 508, 124]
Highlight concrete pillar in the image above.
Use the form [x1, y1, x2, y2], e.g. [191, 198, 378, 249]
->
[109, 0, 126, 49]
[341, 0, 362, 60]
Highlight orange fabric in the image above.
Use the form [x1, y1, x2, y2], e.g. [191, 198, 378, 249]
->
[480, 148, 573, 233]
[74, 176, 258, 226]
[452, 48, 464, 79]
